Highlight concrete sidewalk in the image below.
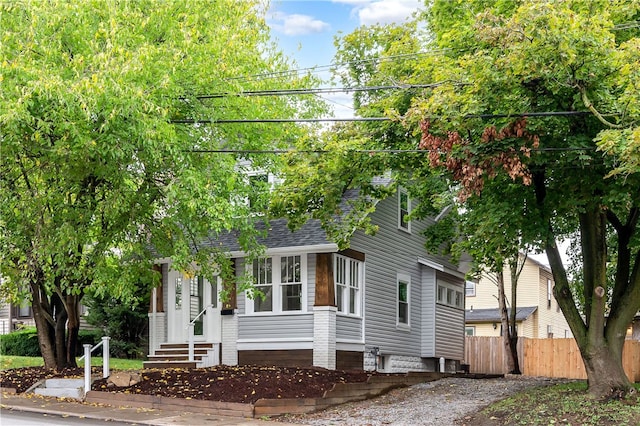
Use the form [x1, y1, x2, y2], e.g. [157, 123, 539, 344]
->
[0, 392, 304, 425]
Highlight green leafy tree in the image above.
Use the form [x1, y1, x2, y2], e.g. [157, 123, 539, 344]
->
[0, 0, 323, 370]
[275, 1, 639, 398]
[412, 1, 640, 398]
[84, 285, 150, 359]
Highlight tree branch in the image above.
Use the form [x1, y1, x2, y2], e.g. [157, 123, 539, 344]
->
[579, 87, 626, 129]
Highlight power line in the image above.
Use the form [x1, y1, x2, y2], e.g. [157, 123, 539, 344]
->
[170, 111, 594, 125]
[172, 117, 390, 124]
[225, 48, 453, 83]
[186, 147, 597, 154]
[192, 82, 449, 100]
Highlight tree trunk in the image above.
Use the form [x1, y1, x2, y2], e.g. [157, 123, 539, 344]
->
[508, 256, 521, 375]
[582, 339, 631, 398]
[496, 271, 519, 374]
[30, 280, 57, 370]
[544, 208, 633, 398]
[53, 294, 68, 369]
[64, 294, 80, 368]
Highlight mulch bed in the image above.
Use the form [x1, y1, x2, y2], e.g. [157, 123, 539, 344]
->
[1, 365, 376, 404]
[0, 366, 90, 393]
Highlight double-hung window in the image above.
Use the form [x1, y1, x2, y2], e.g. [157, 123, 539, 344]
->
[334, 254, 363, 316]
[281, 255, 302, 311]
[398, 187, 411, 232]
[253, 257, 273, 312]
[465, 281, 476, 297]
[397, 274, 410, 327]
[249, 255, 304, 314]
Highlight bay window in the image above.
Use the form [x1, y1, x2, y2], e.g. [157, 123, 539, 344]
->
[334, 254, 363, 316]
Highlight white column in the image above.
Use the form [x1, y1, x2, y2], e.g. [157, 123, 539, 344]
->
[221, 312, 238, 365]
[313, 306, 337, 369]
[101, 336, 110, 378]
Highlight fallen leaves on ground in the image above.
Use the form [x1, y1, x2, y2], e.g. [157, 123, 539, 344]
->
[0, 366, 93, 393]
[1, 365, 375, 404]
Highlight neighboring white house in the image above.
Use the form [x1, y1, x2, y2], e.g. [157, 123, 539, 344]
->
[0, 301, 35, 335]
[147, 187, 467, 373]
[464, 256, 573, 339]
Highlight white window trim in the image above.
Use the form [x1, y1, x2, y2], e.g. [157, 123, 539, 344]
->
[396, 273, 411, 329]
[397, 187, 411, 233]
[334, 254, 364, 318]
[436, 280, 465, 310]
[245, 254, 307, 315]
[465, 280, 476, 297]
[465, 326, 476, 336]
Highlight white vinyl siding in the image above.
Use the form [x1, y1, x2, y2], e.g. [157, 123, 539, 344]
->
[238, 314, 313, 340]
[336, 315, 363, 342]
[435, 304, 465, 359]
[349, 190, 436, 357]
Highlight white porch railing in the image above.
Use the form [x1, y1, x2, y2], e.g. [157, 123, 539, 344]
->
[79, 336, 110, 397]
[187, 304, 213, 362]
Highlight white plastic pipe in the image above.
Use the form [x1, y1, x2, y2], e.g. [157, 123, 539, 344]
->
[439, 357, 445, 373]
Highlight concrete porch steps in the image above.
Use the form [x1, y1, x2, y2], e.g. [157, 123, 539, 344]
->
[32, 378, 86, 400]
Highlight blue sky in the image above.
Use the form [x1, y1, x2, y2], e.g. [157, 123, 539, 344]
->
[267, 0, 423, 117]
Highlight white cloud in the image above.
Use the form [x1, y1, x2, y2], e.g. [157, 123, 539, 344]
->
[334, 0, 422, 26]
[270, 12, 331, 36]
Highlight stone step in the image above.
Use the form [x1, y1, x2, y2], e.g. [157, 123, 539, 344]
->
[35, 387, 84, 399]
[32, 378, 86, 400]
[43, 378, 84, 388]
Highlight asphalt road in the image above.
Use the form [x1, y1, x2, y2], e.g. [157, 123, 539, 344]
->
[0, 410, 139, 426]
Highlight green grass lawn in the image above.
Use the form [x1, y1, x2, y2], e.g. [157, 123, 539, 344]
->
[0, 355, 143, 370]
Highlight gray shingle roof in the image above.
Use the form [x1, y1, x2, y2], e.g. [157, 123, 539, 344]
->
[198, 218, 332, 252]
[197, 187, 373, 252]
[465, 306, 538, 323]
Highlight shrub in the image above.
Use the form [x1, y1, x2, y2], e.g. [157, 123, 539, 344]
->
[84, 285, 150, 359]
[0, 327, 41, 356]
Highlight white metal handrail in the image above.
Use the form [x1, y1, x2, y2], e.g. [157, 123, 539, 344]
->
[80, 336, 110, 399]
[186, 304, 213, 362]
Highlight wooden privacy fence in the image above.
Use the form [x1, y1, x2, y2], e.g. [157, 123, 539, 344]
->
[465, 336, 640, 382]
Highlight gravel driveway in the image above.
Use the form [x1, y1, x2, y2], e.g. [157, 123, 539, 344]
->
[278, 376, 566, 426]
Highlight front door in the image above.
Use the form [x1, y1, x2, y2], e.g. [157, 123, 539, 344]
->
[190, 276, 204, 337]
[168, 270, 221, 343]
